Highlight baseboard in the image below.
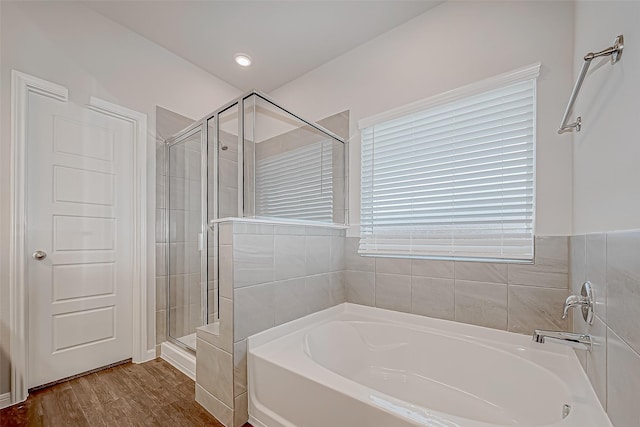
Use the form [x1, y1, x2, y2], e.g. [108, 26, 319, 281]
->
[144, 348, 156, 362]
[0, 393, 12, 410]
[160, 341, 196, 380]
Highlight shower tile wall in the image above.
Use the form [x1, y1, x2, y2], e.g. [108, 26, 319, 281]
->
[167, 138, 204, 340]
[343, 236, 570, 334]
[196, 221, 345, 427]
[155, 107, 194, 353]
[570, 231, 640, 426]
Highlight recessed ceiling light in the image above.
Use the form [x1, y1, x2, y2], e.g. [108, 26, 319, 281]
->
[234, 53, 252, 67]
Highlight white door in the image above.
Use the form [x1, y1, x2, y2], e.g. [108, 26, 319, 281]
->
[27, 93, 134, 388]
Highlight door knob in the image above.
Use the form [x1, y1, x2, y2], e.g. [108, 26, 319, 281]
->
[32, 250, 47, 261]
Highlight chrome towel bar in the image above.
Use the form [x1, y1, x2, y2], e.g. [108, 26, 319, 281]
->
[558, 35, 624, 134]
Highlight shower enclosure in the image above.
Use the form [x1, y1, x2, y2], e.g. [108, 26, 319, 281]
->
[163, 92, 346, 351]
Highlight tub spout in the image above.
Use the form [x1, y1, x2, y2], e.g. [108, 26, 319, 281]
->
[532, 329, 592, 352]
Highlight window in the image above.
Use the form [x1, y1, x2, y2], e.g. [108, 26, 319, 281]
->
[255, 141, 333, 222]
[359, 65, 538, 261]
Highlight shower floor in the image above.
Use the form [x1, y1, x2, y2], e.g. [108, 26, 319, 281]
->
[177, 332, 197, 350]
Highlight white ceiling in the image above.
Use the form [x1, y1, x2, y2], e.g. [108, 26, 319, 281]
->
[86, 1, 443, 92]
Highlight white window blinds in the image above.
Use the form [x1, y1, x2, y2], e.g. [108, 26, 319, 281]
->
[255, 141, 333, 222]
[360, 78, 536, 261]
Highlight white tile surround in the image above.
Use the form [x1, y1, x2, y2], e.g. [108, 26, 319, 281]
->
[570, 231, 640, 426]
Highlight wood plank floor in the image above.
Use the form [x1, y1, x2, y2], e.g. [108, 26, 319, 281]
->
[0, 358, 243, 427]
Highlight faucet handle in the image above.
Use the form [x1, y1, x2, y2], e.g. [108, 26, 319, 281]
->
[562, 294, 584, 319]
[563, 281, 594, 325]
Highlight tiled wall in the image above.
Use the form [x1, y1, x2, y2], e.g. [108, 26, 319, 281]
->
[343, 236, 570, 334]
[196, 221, 345, 427]
[570, 231, 640, 426]
[166, 137, 204, 340]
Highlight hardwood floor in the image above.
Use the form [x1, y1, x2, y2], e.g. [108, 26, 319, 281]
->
[0, 358, 238, 427]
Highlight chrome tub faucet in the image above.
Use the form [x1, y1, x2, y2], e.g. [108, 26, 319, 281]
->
[532, 282, 595, 352]
[532, 329, 592, 352]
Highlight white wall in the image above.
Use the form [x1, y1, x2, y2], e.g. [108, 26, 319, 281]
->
[270, 0, 575, 237]
[572, 1, 640, 234]
[0, 1, 241, 396]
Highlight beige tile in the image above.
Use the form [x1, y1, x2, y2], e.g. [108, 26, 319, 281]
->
[233, 234, 274, 287]
[196, 338, 233, 407]
[329, 235, 345, 272]
[305, 236, 331, 275]
[195, 384, 232, 427]
[169, 177, 188, 210]
[156, 310, 166, 344]
[606, 230, 640, 355]
[455, 262, 507, 284]
[219, 158, 238, 189]
[189, 273, 202, 305]
[586, 233, 607, 322]
[411, 277, 454, 320]
[219, 186, 239, 218]
[274, 278, 308, 325]
[187, 148, 201, 181]
[411, 259, 454, 279]
[169, 306, 187, 338]
[508, 236, 568, 288]
[156, 243, 167, 277]
[344, 237, 375, 272]
[274, 224, 307, 235]
[234, 392, 249, 427]
[586, 315, 607, 410]
[169, 145, 186, 179]
[219, 222, 233, 245]
[607, 327, 640, 427]
[233, 222, 274, 235]
[189, 180, 201, 212]
[169, 274, 188, 308]
[169, 209, 186, 243]
[306, 274, 332, 313]
[570, 235, 586, 294]
[455, 280, 507, 330]
[572, 309, 587, 371]
[198, 297, 233, 353]
[375, 257, 411, 275]
[189, 303, 203, 331]
[274, 234, 306, 280]
[219, 244, 233, 299]
[156, 276, 167, 311]
[305, 226, 333, 236]
[168, 242, 188, 275]
[344, 270, 375, 306]
[234, 284, 275, 341]
[233, 340, 247, 397]
[507, 285, 568, 334]
[329, 271, 346, 305]
[375, 273, 411, 313]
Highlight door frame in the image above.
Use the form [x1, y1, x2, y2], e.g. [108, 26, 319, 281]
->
[9, 70, 151, 404]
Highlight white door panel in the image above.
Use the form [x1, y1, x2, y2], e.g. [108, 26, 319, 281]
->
[27, 94, 133, 388]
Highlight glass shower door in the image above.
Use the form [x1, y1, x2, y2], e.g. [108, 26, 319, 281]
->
[166, 126, 207, 350]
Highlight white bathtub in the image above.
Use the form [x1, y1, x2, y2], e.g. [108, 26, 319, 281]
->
[247, 303, 610, 427]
